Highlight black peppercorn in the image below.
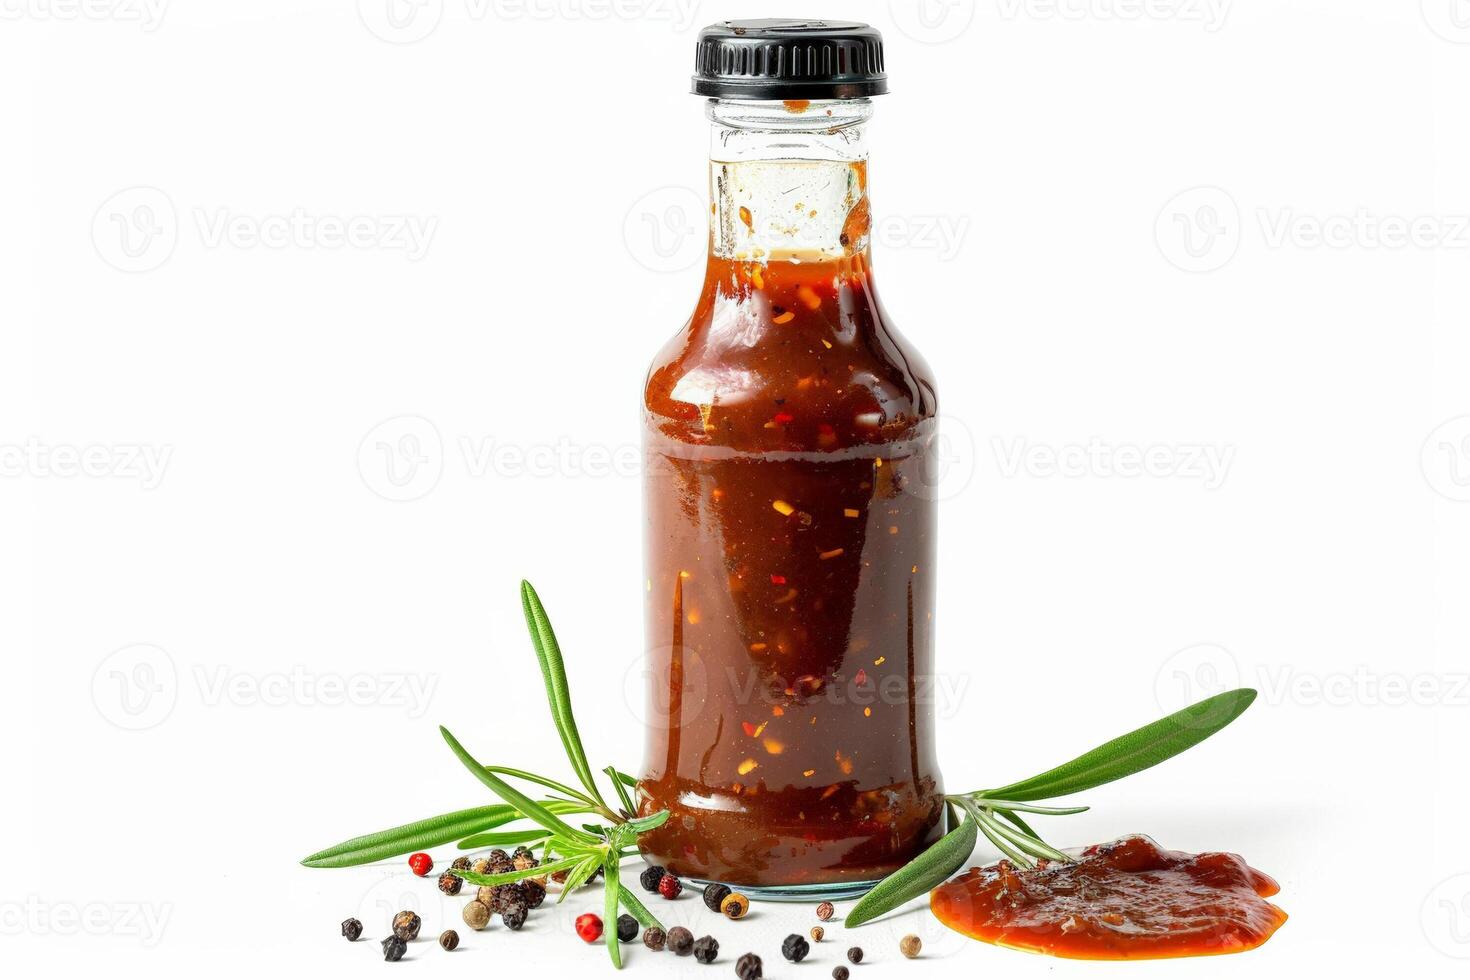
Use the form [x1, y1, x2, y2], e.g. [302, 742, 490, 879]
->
[736, 952, 763, 980]
[381, 935, 407, 961]
[616, 914, 638, 943]
[439, 929, 459, 951]
[341, 918, 363, 941]
[668, 926, 695, 955]
[450, 856, 471, 871]
[438, 871, 463, 896]
[487, 848, 511, 864]
[846, 946, 863, 964]
[639, 864, 667, 893]
[832, 967, 849, 980]
[643, 926, 667, 951]
[703, 882, 732, 913]
[693, 935, 720, 964]
[521, 879, 547, 909]
[494, 882, 527, 912]
[502, 902, 528, 931]
[392, 910, 421, 941]
[782, 934, 810, 962]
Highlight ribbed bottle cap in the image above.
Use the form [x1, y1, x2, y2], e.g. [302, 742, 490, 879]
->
[692, 19, 888, 100]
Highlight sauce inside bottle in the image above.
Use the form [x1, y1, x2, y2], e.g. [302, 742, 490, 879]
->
[638, 86, 945, 895]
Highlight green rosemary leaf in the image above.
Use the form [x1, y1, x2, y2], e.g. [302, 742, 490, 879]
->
[604, 854, 623, 969]
[992, 808, 1042, 842]
[456, 829, 552, 849]
[521, 581, 611, 811]
[557, 855, 604, 902]
[974, 810, 1034, 867]
[618, 883, 663, 931]
[300, 805, 513, 868]
[969, 799, 1089, 816]
[975, 808, 1070, 864]
[610, 769, 638, 788]
[440, 726, 601, 845]
[622, 810, 670, 835]
[454, 856, 583, 887]
[486, 765, 594, 805]
[845, 813, 978, 928]
[605, 765, 636, 815]
[982, 688, 1258, 803]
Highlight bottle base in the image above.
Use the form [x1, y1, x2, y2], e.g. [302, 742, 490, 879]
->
[686, 877, 881, 903]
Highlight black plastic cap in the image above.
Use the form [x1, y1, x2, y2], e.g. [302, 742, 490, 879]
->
[693, 19, 888, 101]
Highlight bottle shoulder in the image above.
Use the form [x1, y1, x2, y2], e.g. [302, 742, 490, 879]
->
[644, 261, 936, 452]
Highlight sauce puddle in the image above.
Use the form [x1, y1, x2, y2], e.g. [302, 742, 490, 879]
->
[931, 835, 1287, 960]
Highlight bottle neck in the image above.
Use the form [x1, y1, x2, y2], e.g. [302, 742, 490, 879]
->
[706, 99, 874, 265]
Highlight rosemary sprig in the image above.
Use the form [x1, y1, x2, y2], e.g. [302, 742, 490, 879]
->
[845, 688, 1259, 927]
[301, 581, 663, 969]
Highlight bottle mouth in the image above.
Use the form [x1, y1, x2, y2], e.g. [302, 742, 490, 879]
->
[706, 99, 873, 134]
[692, 19, 889, 101]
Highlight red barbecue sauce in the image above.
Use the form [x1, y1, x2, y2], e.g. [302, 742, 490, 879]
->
[931, 836, 1287, 960]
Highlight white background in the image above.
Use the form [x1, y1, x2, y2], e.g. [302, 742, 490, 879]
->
[5, 0, 1470, 975]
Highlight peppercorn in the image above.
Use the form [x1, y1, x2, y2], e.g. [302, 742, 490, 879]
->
[450, 856, 471, 871]
[667, 926, 695, 955]
[832, 968, 850, 980]
[521, 879, 547, 909]
[408, 852, 433, 877]
[462, 901, 491, 931]
[490, 857, 515, 875]
[616, 914, 638, 943]
[381, 935, 407, 961]
[810, 926, 825, 942]
[736, 952, 763, 980]
[639, 864, 667, 893]
[439, 929, 459, 951]
[816, 901, 835, 921]
[643, 926, 667, 951]
[693, 935, 720, 963]
[438, 871, 463, 896]
[576, 913, 604, 943]
[341, 917, 363, 941]
[782, 934, 810, 962]
[720, 892, 750, 920]
[846, 946, 863, 964]
[899, 934, 921, 958]
[487, 848, 511, 864]
[703, 882, 732, 912]
[392, 910, 421, 941]
[658, 873, 683, 900]
[494, 882, 527, 912]
[471, 858, 494, 876]
[551, 868, 570, 884]
[477, 885, 499, 910]
[502, 902, 528, 931]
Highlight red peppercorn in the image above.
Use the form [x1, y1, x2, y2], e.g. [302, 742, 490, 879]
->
[658, 873, 683, 900]
[576, 913, 604, 943]
[408, 852, 433, 877]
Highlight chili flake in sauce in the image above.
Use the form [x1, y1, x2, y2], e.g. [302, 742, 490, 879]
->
[930, 836, 1286, 960]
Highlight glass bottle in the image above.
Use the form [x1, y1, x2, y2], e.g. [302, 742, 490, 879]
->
[638, 20, 944, 899]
